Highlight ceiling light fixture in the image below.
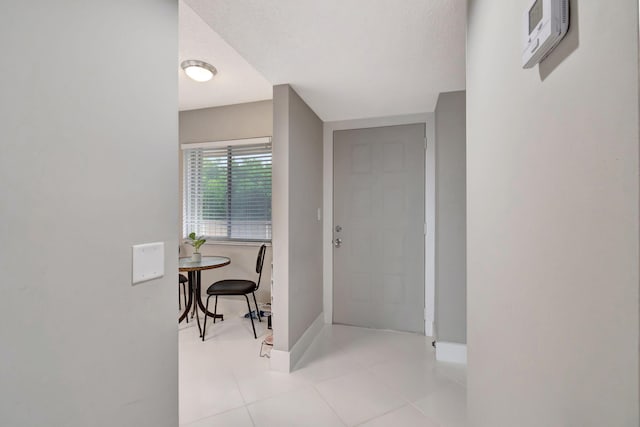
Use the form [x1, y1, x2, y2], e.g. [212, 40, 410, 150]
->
[181, 60, 217, 82]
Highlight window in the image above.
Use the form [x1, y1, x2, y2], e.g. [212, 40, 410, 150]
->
[183, 137, 272, 242]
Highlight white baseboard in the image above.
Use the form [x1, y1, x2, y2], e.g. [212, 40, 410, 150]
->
[270, 312, 325, 373]
[289, 312, 325, 370]
[435, 341, 467, 364]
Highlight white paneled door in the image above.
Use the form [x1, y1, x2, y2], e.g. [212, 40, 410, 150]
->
[333, 124, 425, 333]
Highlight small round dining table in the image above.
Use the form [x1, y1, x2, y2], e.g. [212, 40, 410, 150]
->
[179, 256, 230, 328]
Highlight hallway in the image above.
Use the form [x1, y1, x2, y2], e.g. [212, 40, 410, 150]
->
[179, 317, 466, 426]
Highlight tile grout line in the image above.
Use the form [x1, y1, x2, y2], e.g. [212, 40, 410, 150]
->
[228, 352, 250, 407]
[238, 380, 310, 407]
[179, 317, 259, 427]
[220, 318, 273, 427]
[407, 399, 442, 425]
[244, 405, 257, 427]
[352, 403, 416, 427]
[224, 326, 309, 409]
[436, 368, 467, 388]
[349, 350, 447, 426]
[310, 363, 410, 427]
[309, 383, 349, 426]
[180, 403, 248, 427]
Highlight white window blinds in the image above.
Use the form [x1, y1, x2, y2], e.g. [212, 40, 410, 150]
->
[183, 138, 272, 242]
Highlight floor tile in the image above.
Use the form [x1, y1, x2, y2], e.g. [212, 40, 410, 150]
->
[179, 320, 246, 424]
[247, 386, 345, 427]
[357, 405, 440, 427]
[181, 407, 254, 427]
[179, 369, 245, 425]
[235, 369, 309, 404]
[413, 381, 467, 427]
[293, 337, 364, 384]
[338, 328, 433, 367]
[179, 317, 465, 427]
[434, 361, 467, 387]
[315, 370, 405, 426]
[369, 356, 453, 402]
[317, 324, 379, 350]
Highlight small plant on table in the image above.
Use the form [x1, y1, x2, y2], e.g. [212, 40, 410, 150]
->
[186, 232, 206, 261]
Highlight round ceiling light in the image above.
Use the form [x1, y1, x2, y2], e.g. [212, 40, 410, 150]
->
[181, 60, 217, 82]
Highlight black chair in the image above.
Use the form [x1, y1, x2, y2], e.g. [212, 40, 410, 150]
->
[202, 245, 266, 340]
[178, 274, 188, 312]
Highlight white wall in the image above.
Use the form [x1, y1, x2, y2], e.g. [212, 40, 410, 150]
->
[272, 84, 324, 359]
[467, 0, 639, 425]
[434, 91, 466, 345]
[322, 113, 436, 336]
[179, 101, 274, 315]
[0, 1, 178, 426]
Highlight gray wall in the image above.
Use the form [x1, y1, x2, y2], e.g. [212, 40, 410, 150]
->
[272, 85, 324, 351]
[179, 101, 274, 314]
[0, 1, 178, 426]
[467, 1, 639, 425]
[179, 100, 273, 143]
[434, 91, 467, 344]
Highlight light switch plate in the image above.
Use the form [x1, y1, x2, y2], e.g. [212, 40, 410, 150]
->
[132, 242, 165, 284]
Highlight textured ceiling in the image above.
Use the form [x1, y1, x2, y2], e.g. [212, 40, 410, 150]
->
[179, 0, 272, 111]
[185, 0, 466, 121]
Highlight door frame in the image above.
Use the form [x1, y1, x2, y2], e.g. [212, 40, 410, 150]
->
[323, 113, 436, 336]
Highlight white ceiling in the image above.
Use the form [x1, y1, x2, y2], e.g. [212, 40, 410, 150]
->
[184, 0, 466, 121]
[179, 0, 272, 111]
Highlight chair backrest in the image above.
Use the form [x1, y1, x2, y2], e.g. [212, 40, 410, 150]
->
[255, 244, 267, 290]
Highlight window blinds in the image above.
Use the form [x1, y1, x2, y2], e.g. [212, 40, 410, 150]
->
[183, 139, 272, 241]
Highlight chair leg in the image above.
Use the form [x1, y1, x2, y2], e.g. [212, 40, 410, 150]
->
[244, 295, 257, 339]
[184, 283, 188, 323]
[202, 296, 210, 342]
[213, 296, 218, 324]
[252, 292, 262, 322]
[178, 284, 182, 309]
[195, 303, 202, 338]
[182, 283, 187, 310]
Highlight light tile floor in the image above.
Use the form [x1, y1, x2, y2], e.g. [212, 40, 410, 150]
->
[179, 313, 467, 427]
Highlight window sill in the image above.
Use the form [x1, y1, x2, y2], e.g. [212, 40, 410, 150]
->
[202, 240, 272, 247]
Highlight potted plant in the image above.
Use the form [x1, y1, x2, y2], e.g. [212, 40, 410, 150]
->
[185, 232, 206, 262]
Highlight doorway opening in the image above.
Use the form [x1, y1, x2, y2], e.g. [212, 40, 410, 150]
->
[177, 1, 275, 424]
[332, 124, 426, 333]
[323, 115, 436, 338]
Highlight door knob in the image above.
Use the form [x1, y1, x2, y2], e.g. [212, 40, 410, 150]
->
[333, 238, 342, 248]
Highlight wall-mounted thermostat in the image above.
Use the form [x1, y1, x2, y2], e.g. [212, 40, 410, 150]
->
[522, 0, 569, 69]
